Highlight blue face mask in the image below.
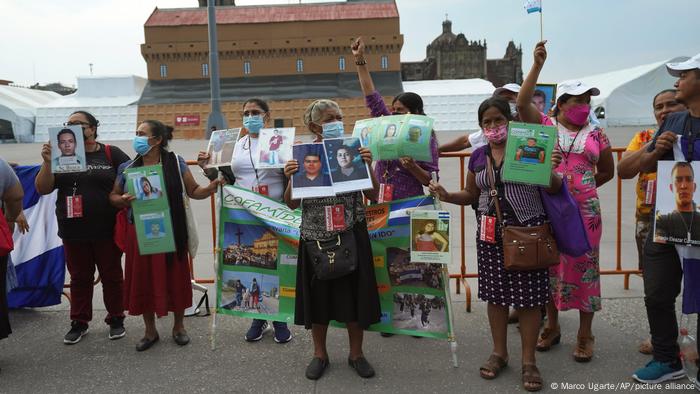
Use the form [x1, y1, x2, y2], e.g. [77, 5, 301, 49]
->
[133, 136, 152, 156]
[243, 115, 264, 134]
[321, 121, 344, 139]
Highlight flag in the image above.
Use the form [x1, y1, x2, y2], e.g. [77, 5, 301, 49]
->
[7, 165, 65, 308]
[524, 0, 542, 13]
[676, 245, 700, 314]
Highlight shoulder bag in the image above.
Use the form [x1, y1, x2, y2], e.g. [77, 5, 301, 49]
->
[486, 155, 559, 271]
[176, 154, 199, 257]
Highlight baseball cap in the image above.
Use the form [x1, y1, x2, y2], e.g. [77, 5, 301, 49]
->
[493, 83, 521, 97]
[666, 54, 700, 77]
[556, 80, 600, 101]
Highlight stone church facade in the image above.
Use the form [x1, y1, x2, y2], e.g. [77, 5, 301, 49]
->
[401, 19, 523, 87]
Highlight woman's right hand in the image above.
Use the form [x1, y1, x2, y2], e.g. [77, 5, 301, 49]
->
[197, 151, 210, 169]
[428, 180, 449, 201]
[351, 37, 365, 58]
[284, 159, 299, 179]
[41, 143, 51, 163]
[533, 40, 547, 67]
[119, 192, 136, 207]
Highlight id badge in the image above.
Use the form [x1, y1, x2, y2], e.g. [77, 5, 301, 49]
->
[325, 204, 346, 231]
[644, 180, 656, 205]
[378, 183, 394, 203]
[253, 184, 269, 196]
[66, 195, 84, 218]
[480, 215, 496, 244]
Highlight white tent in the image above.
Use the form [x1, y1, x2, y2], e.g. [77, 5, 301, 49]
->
[577, 55, 691, 127]
[35, 75, 147, 142]
[0, 85, 60, 142]
[402, 79, 495, 131]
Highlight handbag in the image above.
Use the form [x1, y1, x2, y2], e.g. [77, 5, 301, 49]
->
[486, 156, 559, 271]
[0, 211, 14, 256]
[304, 193, 359, 280]
[176, 154, 199, 257]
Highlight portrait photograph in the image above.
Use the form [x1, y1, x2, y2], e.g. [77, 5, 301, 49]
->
[205, 128, 239, 168]
[653, 160, 700, 246]
[49, 125, 86, 173]
[257, 127, 295, 169]
[323, 137, 372, 193]
[291, 143, 334, 199]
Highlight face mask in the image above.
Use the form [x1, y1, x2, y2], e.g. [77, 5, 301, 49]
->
[483, 124, 508, 144]
[321, 121, 344, 139]
[133, 136, 152, 156]
[243, 115, 264, 134]
[564, 104, 591, 126]
[508, 102, 518, 118]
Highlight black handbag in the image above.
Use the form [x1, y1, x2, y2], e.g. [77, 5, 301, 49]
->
[305, 193, 359, 280]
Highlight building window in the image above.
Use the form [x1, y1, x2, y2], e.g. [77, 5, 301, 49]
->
[201, 63, 209, 77]
[380, 56, 389, 70]
[338, 56, 346, 71]
[243, 61, 251, 75]
[160, 64, 168, 78]
[296, 58, 304, 73]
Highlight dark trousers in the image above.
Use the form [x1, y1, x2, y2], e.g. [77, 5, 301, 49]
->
[64, 239, 125, 324]
[643, 233, 699, 364]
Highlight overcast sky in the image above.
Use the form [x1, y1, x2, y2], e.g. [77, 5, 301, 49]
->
[1, 0, 697, 87]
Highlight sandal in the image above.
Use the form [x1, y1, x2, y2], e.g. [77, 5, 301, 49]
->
[522, 364, 543, 392]
[573, 335, 595, 362]
[479, 354, 508, 380]
[638, 338, 653, 355]
[536, 326, 561, 352]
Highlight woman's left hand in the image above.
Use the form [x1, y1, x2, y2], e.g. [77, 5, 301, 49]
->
[551, 149, 562, 169]
[197, 151, 210, 169]
[359, 147, 373, 164]
[14, 212, 29, 234]
[207, 178, 225, 193]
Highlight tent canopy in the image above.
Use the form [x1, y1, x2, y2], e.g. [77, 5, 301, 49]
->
[576, 55, 692, 127]
[402, 79, 495, 131]
[0, 86, 60, 142]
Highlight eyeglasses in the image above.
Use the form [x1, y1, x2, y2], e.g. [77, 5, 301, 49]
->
[243, 110, 265, 117]
[63, 121, 90, 127]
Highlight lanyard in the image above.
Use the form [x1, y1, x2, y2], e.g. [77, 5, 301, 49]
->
[683, 115, 697, 162]
[244, 136, 261, 186]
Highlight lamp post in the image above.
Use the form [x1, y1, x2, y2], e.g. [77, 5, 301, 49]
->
[205, 0, 227, 139]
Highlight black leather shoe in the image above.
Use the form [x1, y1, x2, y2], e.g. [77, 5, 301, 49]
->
[136, 335, 159, 352]
[348, 356, 375, 378]
[173, 332, 190, 346]
[305, 357, 329, 380]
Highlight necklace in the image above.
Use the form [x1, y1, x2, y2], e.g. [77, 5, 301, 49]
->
[679, 208, 696, 244]
[556, 123, 583, 183]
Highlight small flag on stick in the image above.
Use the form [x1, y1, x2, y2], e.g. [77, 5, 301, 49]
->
[524, 0, 542, 13]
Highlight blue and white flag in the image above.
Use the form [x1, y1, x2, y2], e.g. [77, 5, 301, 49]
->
[524, 0, 542, 13]
[7, 165, 65, 308]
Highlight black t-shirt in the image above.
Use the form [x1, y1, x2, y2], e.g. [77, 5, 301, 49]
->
[649, 111, 700, 161]
[53, 143, 130, 241]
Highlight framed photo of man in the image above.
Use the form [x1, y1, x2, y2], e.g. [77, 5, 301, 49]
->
[654, 160, 700, 246]
[291, 143, 334, 199]
[49, 125, 86, 173]
[205, 128, 240, 168]
[323, 137, 372, 194]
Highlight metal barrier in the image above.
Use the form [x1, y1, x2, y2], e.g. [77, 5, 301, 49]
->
[64, 152, 641, 312]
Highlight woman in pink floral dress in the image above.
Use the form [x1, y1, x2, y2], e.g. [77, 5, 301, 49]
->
[534, 80, 614, 363]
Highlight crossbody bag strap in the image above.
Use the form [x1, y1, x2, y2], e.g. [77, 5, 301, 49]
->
[486, 154, 503, 223]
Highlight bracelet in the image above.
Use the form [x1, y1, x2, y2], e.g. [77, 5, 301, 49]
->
[355, 58, 367, 66]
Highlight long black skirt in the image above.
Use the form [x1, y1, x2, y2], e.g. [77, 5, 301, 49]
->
[295, 220, 381, 329]
[0, 255, 11, 340]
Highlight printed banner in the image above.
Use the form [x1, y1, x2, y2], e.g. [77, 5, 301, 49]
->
[125, 165, 176, 255]
[216, 185, 301, 323]
[502, 121, 556, 186]
[351, 115, 434, 162]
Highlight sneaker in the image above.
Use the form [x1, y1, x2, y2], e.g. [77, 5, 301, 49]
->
[632, 360, 685, 383]
[245, 320, 269, 342]
[272, 322, 292, 344]
[108, 317, 126, 340]
[64, 321, 89, 344]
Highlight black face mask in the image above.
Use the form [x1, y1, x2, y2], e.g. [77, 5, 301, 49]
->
[391, 112, 402, 115]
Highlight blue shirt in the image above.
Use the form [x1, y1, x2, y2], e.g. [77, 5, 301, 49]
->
[648, 111, 700, 161]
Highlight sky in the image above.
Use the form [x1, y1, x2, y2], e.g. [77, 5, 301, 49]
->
[1, 0, 697, 87]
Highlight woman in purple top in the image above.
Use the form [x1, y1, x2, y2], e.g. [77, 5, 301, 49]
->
[352, 37, 439, 201]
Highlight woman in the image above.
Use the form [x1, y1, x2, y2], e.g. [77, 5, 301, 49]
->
[517, 43, 615, 362]
[413, 222, 448, 252]
[111, 120, 220, 351]
[0, 157, 25, 373]
[198, 98, 293, 344]
[138, 177, 162, 200]
[284, 99, 381, 380]
[35, 110, 131, 344]
[430, 97, 562, 392]
[352, 36, 439, 201]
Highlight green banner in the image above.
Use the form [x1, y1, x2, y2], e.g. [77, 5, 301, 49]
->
[216, 185, 300, 323]
[351, 114, 435, 162]
[502, 121, 557, 186]
[125, 165, 176, 255]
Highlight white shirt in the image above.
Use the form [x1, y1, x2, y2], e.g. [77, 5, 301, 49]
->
[230, 135, 285, 200]
[468, 130, 488, 150]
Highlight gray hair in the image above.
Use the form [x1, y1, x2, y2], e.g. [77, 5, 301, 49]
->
[303, 99, 341, 130]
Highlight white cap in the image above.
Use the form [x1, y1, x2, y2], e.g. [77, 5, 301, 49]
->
[493, 83, 521, 97]
[556, 80, 600, 101]
[667, 54, 700, 77]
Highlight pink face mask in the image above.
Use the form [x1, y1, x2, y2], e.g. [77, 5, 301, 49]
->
[564, 104, 591, 126]
[483, 124, 508, 144]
